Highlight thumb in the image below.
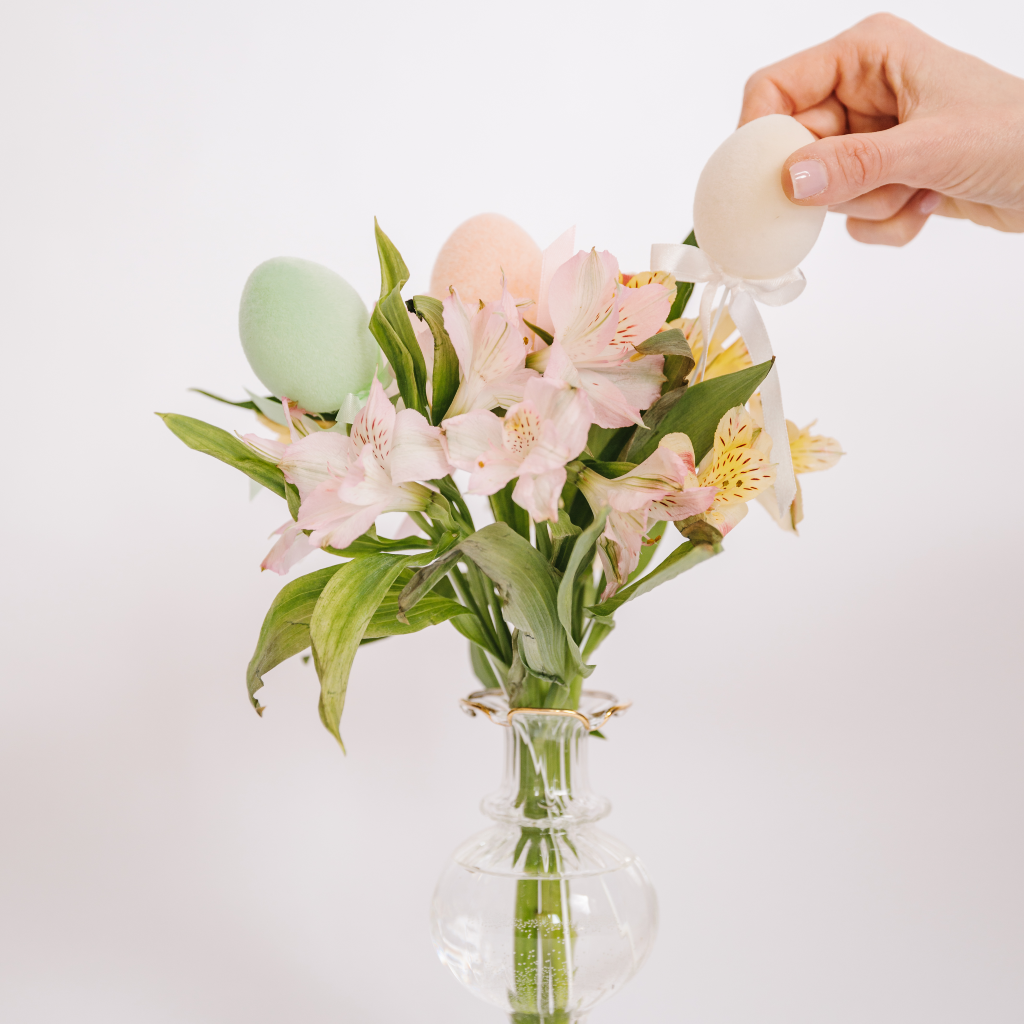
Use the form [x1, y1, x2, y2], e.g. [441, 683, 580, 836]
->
[782, 121, 945, 206]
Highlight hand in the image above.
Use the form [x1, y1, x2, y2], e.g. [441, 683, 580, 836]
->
[740, 14, 1024, 245]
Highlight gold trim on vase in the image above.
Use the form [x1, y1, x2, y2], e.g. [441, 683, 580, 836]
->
[507, 707, 592, 729]
[460, 690, 632, 731]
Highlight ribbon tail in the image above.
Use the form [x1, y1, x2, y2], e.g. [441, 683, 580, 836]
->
[697, 281, 717, 383]
[729, 290, 796, 517]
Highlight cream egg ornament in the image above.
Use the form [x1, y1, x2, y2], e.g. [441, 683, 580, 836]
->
[693, 114, 826, 281]
[239, 257, 380, 414]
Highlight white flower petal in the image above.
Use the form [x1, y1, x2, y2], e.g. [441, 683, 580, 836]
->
[549, 249, 620, 359]
[279, 432, 355, 500]
[260, 521, 315, 575]
[391, 408, 453, 483]
[443, 410, 521, 495]
[512, 467, 566, 522]
[351, 378, 396, 469]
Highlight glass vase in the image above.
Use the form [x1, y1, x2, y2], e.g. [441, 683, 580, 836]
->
[430, 690, 657, 1023]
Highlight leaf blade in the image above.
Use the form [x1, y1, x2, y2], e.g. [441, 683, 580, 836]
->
[310, 553, 419, 747]
[635, 327, 692, 357]
[411, 294, 460, 425]
[458, 523, 570, 682]
[246, 565, 343, 713]
[469, 643, 503, 690]
[666, 229, 699, 321]
[623, 359, 773, 464]
[369, 222, 428, 415]
[588, 538, 721, 618]
[158, 412, 287, 497]
[366, 575, 467, 637]
[556, 507, 608, 641]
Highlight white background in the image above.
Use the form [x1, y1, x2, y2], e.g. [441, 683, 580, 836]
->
[2, 1, 1022, 1021]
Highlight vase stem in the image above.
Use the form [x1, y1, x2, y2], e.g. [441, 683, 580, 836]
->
[510, 721, 578, 1018]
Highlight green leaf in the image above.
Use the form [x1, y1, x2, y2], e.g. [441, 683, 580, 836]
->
[660, 357, 691, 396]
[522, 319, 554, 345]
[450, 612, 504, 660]
[588, 538, 721, 618]
[459, 524, 571, 683]
[586, 423, 633, 462]
[365, 571, 467, 637]
[488, 478, 530, 539]
[623, 358, 773, 464]
[548, 509, 582, 575]
[424, 491, 460, 535]
[310, 553, 420, 747]
[581, 620, 614, 660]
[675, 517, 725, 547]
[411, 294, 460, 425]
[157, 412, 287, 497]
[368, 221, 428, 416]
[635, 328, 695, 397]
[469, 643, 502, 689]
[635, 328, 692, 357]
[639, 386, 688, 435]
[550, 509, 581, 542]
[285, 481, 301, 520]
[324, 526, 432, 557]
[433, 476, 474, 532]
[556, 507, 608, 667]
[188, 388, 261, 411]
[245, 389, 289, 425]
[579, 459, 636, 479]
[246, 565, 342, 714]
[666, 229, 699, 322]
[397, 547, 464, 619]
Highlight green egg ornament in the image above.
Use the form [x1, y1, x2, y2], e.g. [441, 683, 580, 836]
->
[239, 257, 380, 414]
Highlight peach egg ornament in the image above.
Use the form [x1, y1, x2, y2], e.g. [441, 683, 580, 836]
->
[693, 114, 826, 280]
[429, 213, 542, 306]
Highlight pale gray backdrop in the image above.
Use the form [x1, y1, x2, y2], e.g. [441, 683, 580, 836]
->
[2, 1, 1022, 1021]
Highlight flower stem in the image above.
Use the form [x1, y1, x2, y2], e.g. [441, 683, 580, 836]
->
[509, 726, 576, 1020]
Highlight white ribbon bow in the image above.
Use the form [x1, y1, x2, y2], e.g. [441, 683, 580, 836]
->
[650, 243, 805, 517]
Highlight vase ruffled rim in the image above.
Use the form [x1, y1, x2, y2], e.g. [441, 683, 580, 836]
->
[460, 689, 631, 732]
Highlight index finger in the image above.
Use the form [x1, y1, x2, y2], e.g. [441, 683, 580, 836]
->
[740, 37, 845, 125]
[740, 16, 908, 129]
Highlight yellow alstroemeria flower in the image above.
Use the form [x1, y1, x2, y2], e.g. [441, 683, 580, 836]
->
[694, 405, 776, 536]
[749, 395, 844, 532]
[619, 270, 676, 291]
[677, 309, 752, 383]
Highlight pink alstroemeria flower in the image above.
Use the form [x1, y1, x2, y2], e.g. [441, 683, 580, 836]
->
[442, 376, 590, 522]
[578, 433, 717, 598]
[532, 247, 671, 429]
[441, 282, 537, 417]
[252, 379, 452, 574]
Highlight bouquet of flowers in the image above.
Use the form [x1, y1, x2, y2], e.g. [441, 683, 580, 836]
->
[160, 207, 842, 1021]
[160, 110, 845, 1021]
[161, 217, 840, 743]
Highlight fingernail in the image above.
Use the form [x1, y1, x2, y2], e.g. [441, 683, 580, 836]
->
[918, 190, 941, 214]
[790, 160, 828, 200]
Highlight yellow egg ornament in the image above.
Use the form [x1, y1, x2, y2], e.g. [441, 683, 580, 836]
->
[693, 114, 826, 280]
